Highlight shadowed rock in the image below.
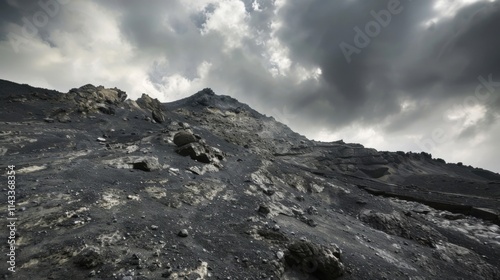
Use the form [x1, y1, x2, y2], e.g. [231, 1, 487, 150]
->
[73, 247, 103, 269]
[285, 240, 344, 280]
[173, 131, 198, 147]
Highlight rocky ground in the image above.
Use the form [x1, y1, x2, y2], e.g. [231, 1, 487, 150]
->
[0, 79, 499, 280]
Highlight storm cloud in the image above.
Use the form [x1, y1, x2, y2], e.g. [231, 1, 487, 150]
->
[0, 0, 499, 172]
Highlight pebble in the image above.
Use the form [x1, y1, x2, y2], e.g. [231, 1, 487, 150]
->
[276, 251, 284, 259]
[258, 205, 270, 215]
[178, 229, 189, 237]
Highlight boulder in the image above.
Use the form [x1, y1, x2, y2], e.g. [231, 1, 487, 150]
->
[285, 240, 344, 280]
[136, 93, 167, 124]
[132, 157, 161, 171]
[176, 143, 212, 163]
[173, 131, 198, 147]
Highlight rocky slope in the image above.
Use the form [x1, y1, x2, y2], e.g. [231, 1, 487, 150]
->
[0, 79, 499, 280]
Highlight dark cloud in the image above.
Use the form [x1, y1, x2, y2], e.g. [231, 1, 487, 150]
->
[0, 0, 499, 172]
[272, 0, 500, 154]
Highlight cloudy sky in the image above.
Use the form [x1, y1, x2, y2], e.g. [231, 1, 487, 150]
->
[1, 0, 499, 172]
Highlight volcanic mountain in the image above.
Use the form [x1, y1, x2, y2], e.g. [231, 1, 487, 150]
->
[1, 79, 499, 279]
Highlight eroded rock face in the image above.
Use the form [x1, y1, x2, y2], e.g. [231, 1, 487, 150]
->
[285, 240, 344, 280]
[359, 210, 445, 247]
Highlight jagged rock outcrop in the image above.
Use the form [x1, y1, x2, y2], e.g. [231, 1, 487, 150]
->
[67, 84, 127, 115]
[136, 93, 167, 123]
[175, 142, 224, 164]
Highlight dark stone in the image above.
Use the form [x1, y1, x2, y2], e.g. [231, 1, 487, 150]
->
[175, 143, 212, 163]
[257, 229, 289, 242]
[73, 247, 103, 269]
[285, 240, 344, 280]
[132, 157, 161, 171]
[258, 205, 271, 215]
[173, 131, 198, 147]
[178, 229, 189, 237]
[97, 105, 115, 115]
[152, 109, 165, 123]
[263, 189, 275, 196]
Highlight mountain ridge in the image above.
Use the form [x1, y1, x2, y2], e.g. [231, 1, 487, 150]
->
[1, 79, 499, 279]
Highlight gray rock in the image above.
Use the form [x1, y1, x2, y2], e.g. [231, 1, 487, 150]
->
[176, 143, 212, 163]
[136, 93, 167, 124]
[152, 109, 165, 123]
[173, 131, 198, 147]
[178, 229, 189, 237]
[276, 251, 285, 259]
[132, 157, 161, 171]
[258, 205, 271, 215]
[285, 240, 344, 280]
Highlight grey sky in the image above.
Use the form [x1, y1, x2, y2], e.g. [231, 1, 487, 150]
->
[1, 0, 499, 172]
